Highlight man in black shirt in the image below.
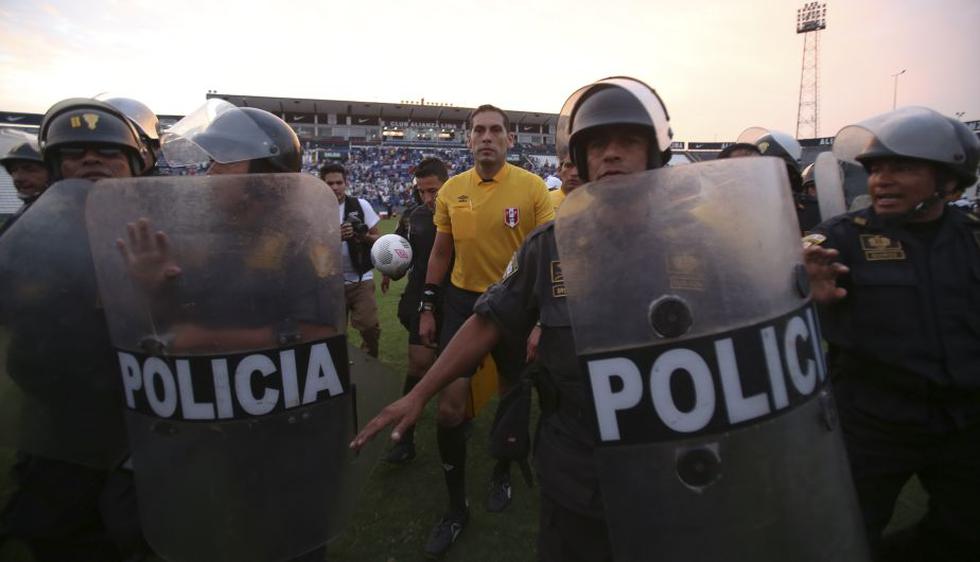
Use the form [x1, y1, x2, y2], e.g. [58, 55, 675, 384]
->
[381, 157, 449, 463]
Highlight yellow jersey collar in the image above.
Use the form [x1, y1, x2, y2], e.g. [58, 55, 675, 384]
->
[476, 163, 511, 184]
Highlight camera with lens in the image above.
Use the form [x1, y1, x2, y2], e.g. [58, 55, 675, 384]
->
[345, 215, 369, 236]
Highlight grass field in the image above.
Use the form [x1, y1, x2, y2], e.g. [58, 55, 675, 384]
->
[0, 217, 925, 561]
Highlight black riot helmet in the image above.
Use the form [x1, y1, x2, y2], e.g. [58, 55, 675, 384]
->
[834, 106, 979, 190]
[162, 100, 302, 174]
[0, 135, 43, 173]
[39, 98, 151, 179]
[736, 127, 803, 169]
[737, 126, 804, 193]
[558, 77, 673, 181]
[94, 94, 160, 174]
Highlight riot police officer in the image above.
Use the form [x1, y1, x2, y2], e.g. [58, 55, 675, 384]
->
[737, 126, 820, 232]
[351, 76, 674, 562]
[0, 97, 154, 561]
[113, 103, 355, 562]
[805, 106, 980, 561]
[95, 94, 161, 175]
[0, 133, 49, 236]
[119, 100, 326, 356]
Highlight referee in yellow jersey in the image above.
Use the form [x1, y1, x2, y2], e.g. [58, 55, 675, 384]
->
[417, 104, 554, 557]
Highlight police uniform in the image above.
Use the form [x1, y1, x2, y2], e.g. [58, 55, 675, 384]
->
[433, 162, 554, 376]
[475, 223, 613, 562]
[0, 183, 142, 561]
[812, 206, 980, 559]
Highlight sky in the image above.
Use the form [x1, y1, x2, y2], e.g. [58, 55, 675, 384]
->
[0, 0, 977, 140]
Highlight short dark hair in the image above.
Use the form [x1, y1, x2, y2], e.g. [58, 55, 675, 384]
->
[318, 162, 346, 180]
[717, 143, 762, 160]
[467, 104, 510, 132]
[414, 157, 449, 182]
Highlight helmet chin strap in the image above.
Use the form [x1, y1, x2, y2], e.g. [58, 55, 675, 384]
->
[893, 187, 950, 224]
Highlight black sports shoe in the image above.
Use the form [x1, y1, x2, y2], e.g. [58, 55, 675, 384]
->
[424, 508, 468, 558]
[486, 474, 513, 513]
[384, 440, 416, 464]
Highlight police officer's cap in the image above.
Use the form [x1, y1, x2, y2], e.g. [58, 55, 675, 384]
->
[40, 98, 151, 176]
[560, 77, 673, 182]
[833, 106, 980, 189]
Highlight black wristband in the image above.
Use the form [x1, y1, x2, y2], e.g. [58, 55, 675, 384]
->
[421, 283, 440, 305]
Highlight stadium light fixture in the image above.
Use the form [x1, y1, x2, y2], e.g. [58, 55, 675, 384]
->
[891, 69, 906, 110]
[796, 2, 827, 34]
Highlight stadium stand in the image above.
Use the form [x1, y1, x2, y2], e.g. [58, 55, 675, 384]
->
[2, 96, 977, 220]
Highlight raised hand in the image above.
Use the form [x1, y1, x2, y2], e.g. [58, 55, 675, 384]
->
[116, 217, 182, 292]
[803, 245, 849, 304]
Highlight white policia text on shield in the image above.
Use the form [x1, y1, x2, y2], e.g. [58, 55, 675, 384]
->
[555, 157, 870, 561]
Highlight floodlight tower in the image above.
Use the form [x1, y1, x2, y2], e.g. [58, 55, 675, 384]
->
[795, 2, 827, 138]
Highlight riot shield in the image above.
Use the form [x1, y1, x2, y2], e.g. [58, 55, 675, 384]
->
[0, 179, 130, 469]
[84, 173, 399, 562]
[555, 157, 868, 561]
[814, 152, 846, 221]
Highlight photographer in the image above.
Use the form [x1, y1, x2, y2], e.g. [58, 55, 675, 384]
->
[320, 163, 382, 357]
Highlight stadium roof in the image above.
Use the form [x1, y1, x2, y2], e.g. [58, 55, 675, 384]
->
[207, 93, 558, 126]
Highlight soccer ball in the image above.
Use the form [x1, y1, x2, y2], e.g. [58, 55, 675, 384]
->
[371, 234, 413, 279]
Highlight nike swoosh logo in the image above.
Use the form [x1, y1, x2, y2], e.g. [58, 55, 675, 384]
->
[358, 118, 368, 123]
[6, 116, 24, 122]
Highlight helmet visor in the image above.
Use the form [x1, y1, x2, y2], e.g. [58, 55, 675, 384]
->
[736, 127, 803, 162]
[832, 106, 963, 167]
[161, 100, 283, 167]
[558, 77, 673, 156]
[0, 129, 39, 158]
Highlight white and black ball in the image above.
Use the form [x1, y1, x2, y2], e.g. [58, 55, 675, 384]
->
[370, 234, 413, 279]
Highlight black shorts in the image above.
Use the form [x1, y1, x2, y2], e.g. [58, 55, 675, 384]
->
[398, 310, 441, 347]
[440, 284, 526, 381]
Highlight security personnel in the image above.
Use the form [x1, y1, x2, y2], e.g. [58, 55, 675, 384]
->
[0, 97, 153, 561]
[352, 76, 674, 562]
[0, 137, 49, 236]
[416, 104, 553, 556]
[96, 95, 161, 175]
[804, 106, 980, 562]
[119, 103, 328, 354]
[116, 104, 335, 562]
[737, 127, 819, 232]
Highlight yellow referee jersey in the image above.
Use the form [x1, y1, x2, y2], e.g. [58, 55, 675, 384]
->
[434, 163, 554, 293]
[549, 188, 566, 212]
